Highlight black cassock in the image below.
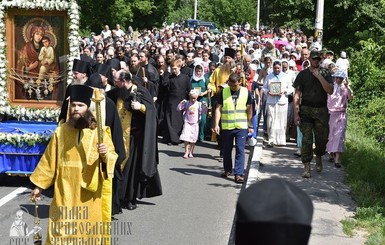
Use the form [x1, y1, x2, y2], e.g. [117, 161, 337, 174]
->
[162, 72, 191, 144]
[107, 86, 162, 206]
[136, 63, 159, 99]
[59, 85, 126, 215]
[156, 70, 171, 133]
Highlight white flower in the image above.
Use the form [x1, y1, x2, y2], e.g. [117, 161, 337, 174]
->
[0, 1, 79, 122]
[25, 110, 32, 119]
[15, 134, 21, 143]
[20, 107, 26, 115]
[69, 23, 78, 30]
[15, 107, 20, 115]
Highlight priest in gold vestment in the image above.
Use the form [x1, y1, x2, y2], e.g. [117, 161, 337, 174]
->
[207, 48, 236, 145]
[30, 85, 118, 244]
[207, 48, 236, 96]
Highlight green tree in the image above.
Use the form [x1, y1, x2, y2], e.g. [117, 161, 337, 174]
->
[159, 0, 257, 29]
[77, 0, 113, 32]
[203, 0, 256, 28]
[166, 0, 194, 24]
[323, 0, 385, 51]
[78, 0, 169, 33]
[260, 0, 315, 32]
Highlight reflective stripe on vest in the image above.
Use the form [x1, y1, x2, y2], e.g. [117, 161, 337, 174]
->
[221, 87, 248, 130]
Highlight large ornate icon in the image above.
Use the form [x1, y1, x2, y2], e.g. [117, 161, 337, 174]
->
[13, 17, 60, 100]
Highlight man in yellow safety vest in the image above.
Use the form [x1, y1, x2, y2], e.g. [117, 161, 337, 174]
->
[213, 72, 254, 183]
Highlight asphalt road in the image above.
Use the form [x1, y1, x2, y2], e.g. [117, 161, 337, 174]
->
[0, 129, 366, 244]
[0, 140, 250, 245]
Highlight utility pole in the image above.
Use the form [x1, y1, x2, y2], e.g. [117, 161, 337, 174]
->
[194, 0, 198, 20]
[256, 0, 260, 31]
[315, 0, 324, 49]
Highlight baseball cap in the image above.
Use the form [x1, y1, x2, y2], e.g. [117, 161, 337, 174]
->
[310, 50, 321, 60]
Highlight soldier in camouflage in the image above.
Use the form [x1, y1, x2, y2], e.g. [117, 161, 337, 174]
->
[293, 50, 333, 178]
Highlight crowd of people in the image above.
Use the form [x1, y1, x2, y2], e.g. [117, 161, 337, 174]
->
[29, 22, 353, 242]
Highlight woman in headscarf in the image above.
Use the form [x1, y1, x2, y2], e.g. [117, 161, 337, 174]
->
[326, 70, 353, 168]
[263, 60, 291, 146]
[191, 62, 211, 142]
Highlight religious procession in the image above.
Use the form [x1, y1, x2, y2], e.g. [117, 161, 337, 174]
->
[0, 0, 383, 244]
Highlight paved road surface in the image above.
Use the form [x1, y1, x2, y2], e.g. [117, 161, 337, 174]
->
[247, 132, 366, 245]
[0, 140, 250, 245]
[0, 129, 366, 244]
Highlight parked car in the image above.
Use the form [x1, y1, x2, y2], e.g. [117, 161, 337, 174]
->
[184, 19, 220, 34]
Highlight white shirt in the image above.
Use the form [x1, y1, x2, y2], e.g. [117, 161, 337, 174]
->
[115, 29, 125, 37]
[335, 58, 350, 76]
[101, 29, 111, 39]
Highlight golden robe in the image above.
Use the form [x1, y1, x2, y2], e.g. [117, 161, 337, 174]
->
[30, 122, 118, 245]
[207, 66, 232, 96]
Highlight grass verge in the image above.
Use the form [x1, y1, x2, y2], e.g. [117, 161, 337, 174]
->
[342, 114, 385, 244]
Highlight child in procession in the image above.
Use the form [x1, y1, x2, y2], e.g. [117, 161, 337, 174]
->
[177, 89, 207, 158]
[326, 70, 353, 168]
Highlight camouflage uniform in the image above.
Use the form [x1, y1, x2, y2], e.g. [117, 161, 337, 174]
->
[293, 67, 333, 164]
[299, 106, 329, 163]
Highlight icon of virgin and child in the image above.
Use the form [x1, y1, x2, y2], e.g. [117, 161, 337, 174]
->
[15, 18, 61, 100]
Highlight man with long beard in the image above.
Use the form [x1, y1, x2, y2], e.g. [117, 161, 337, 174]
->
[30, 85, 118, 244]
[208, 47, 236, 101]
[58, 59, 91, 120]
[106, 72, 162, 210]
[129, 53, 141, 75]
[137, 50, 159, 101]
[59, 66, 126, 219]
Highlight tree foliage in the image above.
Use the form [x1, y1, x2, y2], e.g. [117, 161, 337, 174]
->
[75, 0, 385, 145]
[348, 38, 385, 145]
[261, 0, 315, 31]
[77, 0, 385, 51]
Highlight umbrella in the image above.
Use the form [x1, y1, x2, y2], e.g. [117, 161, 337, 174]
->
[274, 40, 289, 49]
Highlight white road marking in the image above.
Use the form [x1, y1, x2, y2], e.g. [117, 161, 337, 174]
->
[0, 187, 28, 207]
[245, 118, 265, 189]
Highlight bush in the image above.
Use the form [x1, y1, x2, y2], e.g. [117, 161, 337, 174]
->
[349, 40, 385, 108]
[342, 114, 385, 243]
[348, 39, 385, 146]
[344, 114, 385, 203]
[359, 98, 385, 144]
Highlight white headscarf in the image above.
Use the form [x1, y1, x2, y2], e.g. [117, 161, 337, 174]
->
[191, 63, 205, 82]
